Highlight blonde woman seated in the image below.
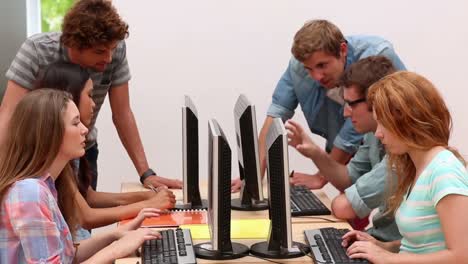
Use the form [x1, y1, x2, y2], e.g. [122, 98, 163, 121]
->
[339, 71, 468, 263]
[0, 89, 161, 263]
[34, 62, 176, 240]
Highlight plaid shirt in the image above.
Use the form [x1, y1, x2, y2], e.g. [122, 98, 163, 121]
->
[0, 175, 75, 264]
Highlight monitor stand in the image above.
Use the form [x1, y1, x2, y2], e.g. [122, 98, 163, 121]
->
[250, 241, 310, 259]
[231, 197, 268, 211]
[231, 184, 269, 211]
[195, 242, 249, 260]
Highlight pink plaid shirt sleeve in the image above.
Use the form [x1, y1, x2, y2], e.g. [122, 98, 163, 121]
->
[0, 177, 75, 264]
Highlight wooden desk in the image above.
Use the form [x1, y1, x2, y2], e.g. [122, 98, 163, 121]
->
[120, 182, 342, 223]
[116, 182, 351, 264]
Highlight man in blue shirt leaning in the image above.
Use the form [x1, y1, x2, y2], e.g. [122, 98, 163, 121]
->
[231, 19, 405, 228]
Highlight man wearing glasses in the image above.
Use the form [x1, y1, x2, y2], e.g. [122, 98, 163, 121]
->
[286, 56, 402, 243]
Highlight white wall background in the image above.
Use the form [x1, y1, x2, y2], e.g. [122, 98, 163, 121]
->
[95, 0, 468, 198]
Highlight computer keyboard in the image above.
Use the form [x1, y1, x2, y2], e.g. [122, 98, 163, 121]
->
[290, 185, 331, 216]
[141, 228, 197, 264]
[304, 227, 369, 264]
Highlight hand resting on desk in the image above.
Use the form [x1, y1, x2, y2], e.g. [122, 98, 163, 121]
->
[144, 175, 183, 189]
[143, 188, 177, 209]
[290, 171, 328, 189]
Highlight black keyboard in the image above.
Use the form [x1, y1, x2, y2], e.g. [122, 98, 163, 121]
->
[290, 185, 331, 216]
[141, 228, 197, 264]
[304, 227, 369, 264]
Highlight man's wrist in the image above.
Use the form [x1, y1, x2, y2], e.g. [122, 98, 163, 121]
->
[308, 146, 323, 160]
[140, 168, 157, 185]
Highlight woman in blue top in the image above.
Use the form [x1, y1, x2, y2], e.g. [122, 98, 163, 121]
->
[342, 71, 468, 263]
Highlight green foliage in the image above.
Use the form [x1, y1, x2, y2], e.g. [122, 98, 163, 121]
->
[41, 0, 75, 32]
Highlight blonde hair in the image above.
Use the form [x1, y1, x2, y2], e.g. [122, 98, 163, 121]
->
[367, 71, 466, 213]
[291, 19, 345, 62]
[0, 89, 80, 236]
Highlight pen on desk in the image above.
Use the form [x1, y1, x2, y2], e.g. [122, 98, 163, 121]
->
[149, 185, 168, 194]
[148, 185, 158, 193]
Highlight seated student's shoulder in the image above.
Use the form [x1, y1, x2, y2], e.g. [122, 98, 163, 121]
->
[426, 150, 468, 201]
[432, 151, 467, 177]
[6, 177, 54, 203]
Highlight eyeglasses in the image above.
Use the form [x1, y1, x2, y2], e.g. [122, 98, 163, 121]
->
[344, 98, 366, 109]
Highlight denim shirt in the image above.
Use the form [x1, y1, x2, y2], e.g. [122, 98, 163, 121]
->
[267, 35, 406, 153]
[345, 133, 401, 242]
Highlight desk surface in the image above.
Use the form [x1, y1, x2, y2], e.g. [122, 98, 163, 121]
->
[116, 182, 351, 264]
[121, 182, 342, 224]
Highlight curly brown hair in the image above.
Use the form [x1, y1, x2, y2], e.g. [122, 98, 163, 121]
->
[61, 0, 129, 49]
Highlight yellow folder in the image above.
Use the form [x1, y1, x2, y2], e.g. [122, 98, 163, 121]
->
[180, 219, 270, 239]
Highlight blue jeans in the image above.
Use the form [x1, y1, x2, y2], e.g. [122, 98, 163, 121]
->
[74, 227, 91, 242]
[85, 143, 99, 190]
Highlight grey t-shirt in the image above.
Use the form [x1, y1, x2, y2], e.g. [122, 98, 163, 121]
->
[344, 132, 401, 242]
[5, 32, 131, 147]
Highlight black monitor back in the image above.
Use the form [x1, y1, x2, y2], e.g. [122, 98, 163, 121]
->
[182, 96, 203, 207]
[265, 118, 293, 250]
[207, 119, 233, 252]
[233, 94, 265, 206]
[195, 119, 249, 260]
[250, 118, 308, 259]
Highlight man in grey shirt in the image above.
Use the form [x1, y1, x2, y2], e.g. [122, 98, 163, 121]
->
[0, 0, 181, 189]
[286, 55, 401, 242]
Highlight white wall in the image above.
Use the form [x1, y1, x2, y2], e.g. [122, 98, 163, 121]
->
[95, 0, 468, 197]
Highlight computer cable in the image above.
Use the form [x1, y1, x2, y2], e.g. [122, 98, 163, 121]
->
[297, 244, 330, 264]
[294, 215, 338, 222]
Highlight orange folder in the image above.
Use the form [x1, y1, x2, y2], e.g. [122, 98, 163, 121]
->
[120, 210, 207, 227]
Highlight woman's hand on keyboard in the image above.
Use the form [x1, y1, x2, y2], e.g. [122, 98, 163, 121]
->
[117, 208, 161, 238]
[110, 228, 161, 259]
[341, 230, 378, 247]
[346, 240, 394, 264]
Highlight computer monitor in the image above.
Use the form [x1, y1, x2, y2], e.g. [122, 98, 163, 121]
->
[250, 118, 310, 259]
[231, 94, 268, 211]
[194, 119, 249, 260]
[175, 95, 207, 210]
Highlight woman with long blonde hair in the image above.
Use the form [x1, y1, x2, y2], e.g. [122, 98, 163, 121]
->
[0, 89, 160, 263]
[34, 62, 176, 241]
[342, 71, 468, 263]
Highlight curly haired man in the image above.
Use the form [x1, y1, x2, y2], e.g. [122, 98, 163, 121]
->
[0, 0, 182, 190]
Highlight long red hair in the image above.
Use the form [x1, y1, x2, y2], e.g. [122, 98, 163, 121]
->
[368, 71, 466, 213]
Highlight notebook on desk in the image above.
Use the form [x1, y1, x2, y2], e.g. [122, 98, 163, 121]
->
[180, 219, 270, 239]
[120, 209, 207, 227]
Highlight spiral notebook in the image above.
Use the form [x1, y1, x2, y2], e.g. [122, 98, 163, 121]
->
[120, 209, 207, 227]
